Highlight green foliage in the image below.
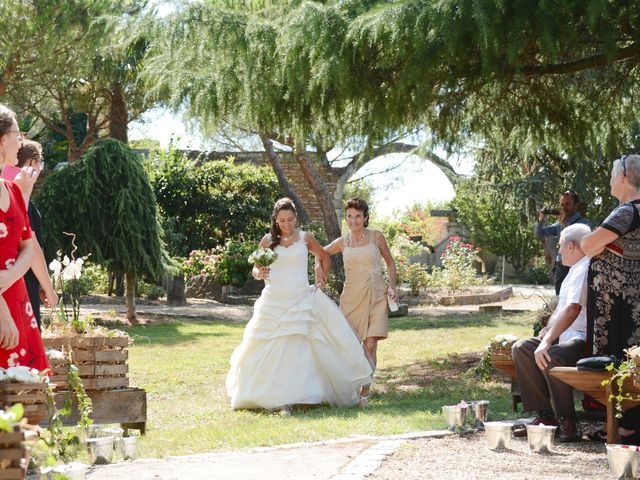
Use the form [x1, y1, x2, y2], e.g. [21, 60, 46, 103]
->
[183, 250, 218, 278]
[79, 262, 110, 295]
[603, 357, 640, 419]
[342, 178, 374, 206]
[397, 262, 429, 296]
[430, 237, 486, 293]
[147, 0, 640, 157]
[0, 404, 24, 433]
[145, 147, 281, 256]
[37, 139, 170, 280]
[396, 202, 448, 247]
[214, 239, 257, 286]
[451, 177, 542, 273]
[137, 281, 165, 300]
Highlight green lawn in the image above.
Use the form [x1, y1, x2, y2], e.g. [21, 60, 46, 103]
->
[121, 312, 535, 458]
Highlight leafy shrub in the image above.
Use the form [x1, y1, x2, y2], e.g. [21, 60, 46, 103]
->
[137, 281, 165, 300]
[430, 236, 485, 292]
[183, 250, 218, 278]
[397, 261, 429, 296]
[75, 262, 109, 295]
[214, 239, 256, 286]
[145, 148, 282, 256]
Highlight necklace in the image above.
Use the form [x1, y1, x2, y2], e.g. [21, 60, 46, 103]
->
[281, 231, 296, 241]
[350, 231, 367, 247]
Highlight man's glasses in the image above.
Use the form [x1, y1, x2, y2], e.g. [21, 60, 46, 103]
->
[620, 155, 628, 176]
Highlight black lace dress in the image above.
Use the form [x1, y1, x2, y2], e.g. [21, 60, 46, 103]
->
[587, 200, 640, 358]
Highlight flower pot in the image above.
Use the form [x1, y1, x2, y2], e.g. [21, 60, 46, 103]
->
[43, 462, 89, 480]
[469, 400, 490, 429]
[442, 405, 467, 429]
[607, 444, 639, 479]
[117, 436, 138, 460]
[86, 436, 115, 465]
[526, 424, 556, 453]
[484, 422, 512, 450]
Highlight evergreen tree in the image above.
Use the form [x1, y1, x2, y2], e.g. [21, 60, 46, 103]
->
[36, 139, 170, 322]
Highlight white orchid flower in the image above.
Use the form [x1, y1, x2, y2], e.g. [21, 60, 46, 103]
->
[49, 259, 62, 277]
[62, 255, 71, 267]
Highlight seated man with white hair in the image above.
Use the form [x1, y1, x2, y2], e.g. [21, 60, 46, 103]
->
[512, 223, 592, 442]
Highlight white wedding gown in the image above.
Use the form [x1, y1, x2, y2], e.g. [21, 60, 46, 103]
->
[226, 232, 373, 410]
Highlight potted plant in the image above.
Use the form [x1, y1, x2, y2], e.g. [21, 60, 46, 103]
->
[42, 239, 132, 391]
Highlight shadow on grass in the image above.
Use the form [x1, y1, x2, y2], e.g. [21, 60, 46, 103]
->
[389, 314, 532, 331]
[119, 321, 243, 346]
[241, 353, 517, 422]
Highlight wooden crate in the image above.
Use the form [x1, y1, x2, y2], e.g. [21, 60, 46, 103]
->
[43, 387, 147, 435]
[43, 336, 130, 391]
[0, 431, 26, 480]
[0, 383, 47, 427]
[48, 357, 70, 391]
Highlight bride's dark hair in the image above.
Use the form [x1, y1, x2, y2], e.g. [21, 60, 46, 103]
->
[269, 198, 297, 249]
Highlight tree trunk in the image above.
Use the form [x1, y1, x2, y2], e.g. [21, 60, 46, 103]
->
[293, 147, 344, 282]
[125, 272, 137, 323]
[109, 81, 128, 143]
[260, 135, 310, 224]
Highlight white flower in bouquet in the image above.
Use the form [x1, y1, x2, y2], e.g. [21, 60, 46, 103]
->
[248, 248, 278, 267]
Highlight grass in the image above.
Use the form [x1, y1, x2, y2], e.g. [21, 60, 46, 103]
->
[120, 312, 536, 458]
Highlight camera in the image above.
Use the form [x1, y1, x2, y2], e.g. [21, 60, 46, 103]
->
[541, 208, 560, 215]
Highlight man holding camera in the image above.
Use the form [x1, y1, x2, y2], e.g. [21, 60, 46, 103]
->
[535, 191, 590, 294]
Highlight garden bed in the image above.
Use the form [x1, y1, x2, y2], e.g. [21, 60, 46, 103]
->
[402, 285, 513, 307]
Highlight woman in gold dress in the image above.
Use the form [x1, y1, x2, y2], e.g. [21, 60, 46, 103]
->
[318, 198, 398, 407]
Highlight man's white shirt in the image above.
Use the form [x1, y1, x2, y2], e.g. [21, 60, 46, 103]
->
[557, 255, 590, 344]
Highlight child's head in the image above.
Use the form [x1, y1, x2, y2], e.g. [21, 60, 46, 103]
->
[17, 139, 42, 168]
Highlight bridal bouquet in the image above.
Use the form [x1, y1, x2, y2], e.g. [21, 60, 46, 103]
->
[248, 248, 278, 267]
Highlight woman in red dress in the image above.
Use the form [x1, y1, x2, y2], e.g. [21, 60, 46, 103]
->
[0, 105, 49, 371]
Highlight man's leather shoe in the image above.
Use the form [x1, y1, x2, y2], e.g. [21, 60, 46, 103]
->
[557, 416, 582, 443]
[513, 415, 558, 437]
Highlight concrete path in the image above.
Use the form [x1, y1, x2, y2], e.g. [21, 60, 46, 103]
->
[86, 431, 451, 480]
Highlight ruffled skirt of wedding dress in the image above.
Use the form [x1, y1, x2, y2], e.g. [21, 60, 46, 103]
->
[226, 285, 373, 410]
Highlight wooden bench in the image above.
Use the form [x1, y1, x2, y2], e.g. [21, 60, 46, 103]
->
[41, 387, 147, 435]
[491, 357, 640, 443]
[550, 366, 640, 444]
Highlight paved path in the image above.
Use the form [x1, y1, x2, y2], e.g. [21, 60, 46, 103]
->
[86, 431, 451, 480]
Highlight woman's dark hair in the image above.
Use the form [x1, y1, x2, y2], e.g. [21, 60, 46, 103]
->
[345, 197, 369, 227]
[17, 139, 42, 167]
[269, 198, 297, 249]
[0, 104, 17, 137]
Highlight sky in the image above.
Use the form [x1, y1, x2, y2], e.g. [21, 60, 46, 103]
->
[129, 108, 472, 218]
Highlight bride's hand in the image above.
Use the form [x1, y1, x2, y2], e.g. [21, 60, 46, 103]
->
[257, 266, 270, 280]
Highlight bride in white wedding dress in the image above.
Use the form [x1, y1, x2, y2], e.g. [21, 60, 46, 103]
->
[226, 198, 373, 411]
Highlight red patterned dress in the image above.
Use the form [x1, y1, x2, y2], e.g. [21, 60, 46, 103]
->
[0, 181, 49, 371]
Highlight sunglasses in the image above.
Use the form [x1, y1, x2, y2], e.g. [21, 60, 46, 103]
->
[620, 155, 628, 176]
